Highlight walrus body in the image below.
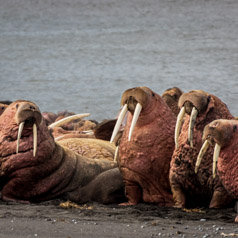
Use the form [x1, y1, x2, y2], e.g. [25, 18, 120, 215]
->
[197, 119, 238, 222]
[170, 90, 234, 208]
[58, 138, 116, 161]
[111, 87, 176, 206]
[0, 100, 125, 204]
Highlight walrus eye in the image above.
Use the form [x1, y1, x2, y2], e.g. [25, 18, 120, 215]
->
[16, 104, 19, 109]
[152, 92, 155, 97]
[1, 107, 4, 110]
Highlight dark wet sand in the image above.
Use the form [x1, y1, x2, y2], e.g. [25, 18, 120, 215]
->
[0, 199, 237, 238]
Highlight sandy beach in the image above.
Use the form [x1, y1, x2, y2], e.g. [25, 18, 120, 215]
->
[0, 199, 237, 238]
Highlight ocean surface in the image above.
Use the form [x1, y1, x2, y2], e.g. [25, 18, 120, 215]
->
[1, 0, 238, 121]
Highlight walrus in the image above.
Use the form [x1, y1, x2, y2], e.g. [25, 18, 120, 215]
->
[110, 86, 176, 206]
[169, 90, 234, 208]
[162, 87, 183, 116]
[58, 138, 116, 161]
[0, 103, 8, 116]
[196, 119, 238, 222]
[45, 112, 96, 140]
[0, 100, 126, 204]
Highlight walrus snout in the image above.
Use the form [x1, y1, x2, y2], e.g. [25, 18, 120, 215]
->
[15, 102, 42, 126]
[175, 90, 211, 148]
[14, 101, 42, 157]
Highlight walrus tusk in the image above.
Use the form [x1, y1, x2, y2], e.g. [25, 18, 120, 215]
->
[48, 113, 91, 129]
[128, 103, 142, 141]
[188, 107, 198, 148]
[212, 143, 221, 179]
[33, 123, 37, 157]
[110, 104, 128, 143]
[175, 107, 185, 148]
[114, 146, 119, 162]
[16, 121, 25, 154]
[195, 139, 210, 173]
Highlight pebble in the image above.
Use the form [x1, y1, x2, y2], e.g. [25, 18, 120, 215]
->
[200, 219, 206, 222]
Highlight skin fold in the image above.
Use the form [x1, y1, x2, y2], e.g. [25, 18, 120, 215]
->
[114, 86, 176, 206]
[0, 100, 126, 204]
[169, 90, 234, 208]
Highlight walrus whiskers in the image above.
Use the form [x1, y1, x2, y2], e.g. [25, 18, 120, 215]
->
[128, 103, 142, 141]
[110, 104, 128, 143]
[188, 107, 198, 148]
[175, 106, 185, 148]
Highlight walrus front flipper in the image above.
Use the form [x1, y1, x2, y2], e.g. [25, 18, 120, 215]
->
[66, 168, 126, 204]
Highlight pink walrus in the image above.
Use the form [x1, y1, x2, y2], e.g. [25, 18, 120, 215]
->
[0, 100, 125, 204]
[169, 90, 234, 208]
[110, 86, 176, 206]
[196, 119, 238, 222]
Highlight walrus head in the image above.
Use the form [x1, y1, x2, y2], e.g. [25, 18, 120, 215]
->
[0, 100, 53, 166]
[195, 119, 238, 178]
[175, 90, 211, 148]
[162, 87, 183, 116]
[110, 86, 162, 143]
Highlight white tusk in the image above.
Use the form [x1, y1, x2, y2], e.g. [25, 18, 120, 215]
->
[212, 143, 221, 179]
[33, 123, 37, 157]
[114, 146, 119, 162]
[82, 130, 94, 135]
[128, 103, 142, 141]
[16, 122, 25, 154]
[188, 107, 198, 148]
[175, 107, 185, 148]
[110, 104, 128, 143]
[48, 113, 90, 129]
[195, 139, 210, 173]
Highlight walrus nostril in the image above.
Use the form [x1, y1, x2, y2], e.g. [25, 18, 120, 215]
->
[29, 105, 36, 110]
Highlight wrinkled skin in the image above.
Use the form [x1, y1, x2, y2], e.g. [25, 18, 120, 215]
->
[170, 90, 234, 208]
[201, 119, 238, 222]
[117, 87, 176, 206]
[58, 138, 116, 161]
[162, 87, 183, 116]
[0, 100, 125, 204]
[0, 103, 8, 116]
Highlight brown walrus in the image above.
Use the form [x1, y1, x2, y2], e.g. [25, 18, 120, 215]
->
[42, 111, 97, 140]
[0, 100, 126, 204]
[196, 119, 238, 222]
[162, 87, 183, 116]
[110, 86, 176, 206]
[0, 103, 8, 116]
[169, 90, 234, 208]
